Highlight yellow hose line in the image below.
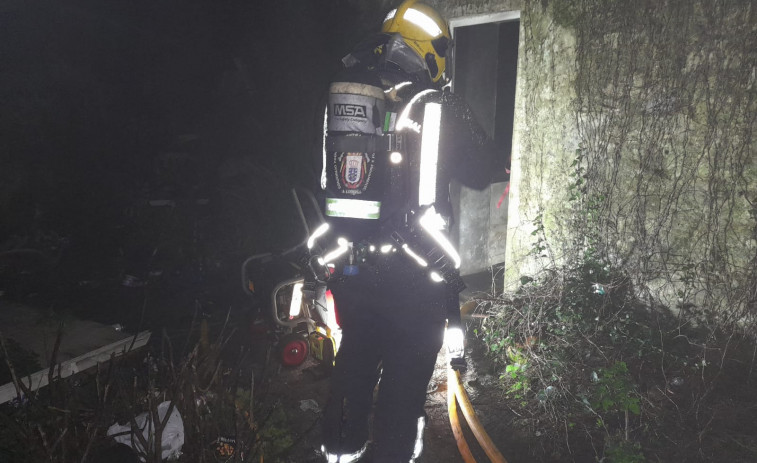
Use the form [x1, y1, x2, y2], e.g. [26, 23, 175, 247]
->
[450, 368, 509, 463]
[447, 368, 477, 463]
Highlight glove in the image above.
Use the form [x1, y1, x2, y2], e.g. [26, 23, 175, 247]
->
[445, 325, 466, 371]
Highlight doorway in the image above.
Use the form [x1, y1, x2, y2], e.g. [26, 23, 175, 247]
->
[449, 12, 520, 283]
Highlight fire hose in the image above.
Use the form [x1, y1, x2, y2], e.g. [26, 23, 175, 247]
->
[447, 368, 508, 463]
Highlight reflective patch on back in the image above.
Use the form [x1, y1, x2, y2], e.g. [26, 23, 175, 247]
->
[325, 198, 381, 219]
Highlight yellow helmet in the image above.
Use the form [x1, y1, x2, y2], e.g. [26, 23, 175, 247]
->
[381, 0, 451, 83]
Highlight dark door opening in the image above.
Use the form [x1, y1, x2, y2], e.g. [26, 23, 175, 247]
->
[450, 15, 519, 282]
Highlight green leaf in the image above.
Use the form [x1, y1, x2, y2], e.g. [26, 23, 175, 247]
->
[602, 398, 613, 410]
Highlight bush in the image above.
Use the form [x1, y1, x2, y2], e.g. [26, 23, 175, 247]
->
[474, 257, 757, 461]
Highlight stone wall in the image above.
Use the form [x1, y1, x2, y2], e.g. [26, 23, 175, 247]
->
[432, 0, 757, 321]
[562, 0, 757, 320]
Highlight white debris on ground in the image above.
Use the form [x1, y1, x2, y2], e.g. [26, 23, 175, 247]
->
[107, 401, 185, 461]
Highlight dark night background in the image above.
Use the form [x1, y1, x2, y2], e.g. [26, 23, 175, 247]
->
[0, 0, 391, 322]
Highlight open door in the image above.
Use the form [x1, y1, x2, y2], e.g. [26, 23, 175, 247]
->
[449, 12, 520, 286]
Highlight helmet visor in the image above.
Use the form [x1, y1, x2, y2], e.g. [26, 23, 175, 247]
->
[436, 36, 453, 85]
[432, 35, 451, 58]
[384, 33, 429, 77]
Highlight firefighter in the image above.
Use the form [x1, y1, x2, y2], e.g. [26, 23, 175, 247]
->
[310, 1, 498, 461]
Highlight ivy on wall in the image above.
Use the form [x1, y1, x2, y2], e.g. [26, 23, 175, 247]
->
[518, 0, 757, 329]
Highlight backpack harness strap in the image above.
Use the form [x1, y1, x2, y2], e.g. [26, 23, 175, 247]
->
[326, 133, 404, 154]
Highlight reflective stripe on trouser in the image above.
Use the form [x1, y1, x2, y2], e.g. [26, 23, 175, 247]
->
[321, 444, 368, 463]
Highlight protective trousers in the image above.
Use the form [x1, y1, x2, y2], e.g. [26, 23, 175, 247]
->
[322, 265, 446, 462]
